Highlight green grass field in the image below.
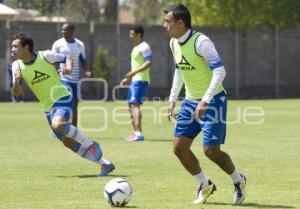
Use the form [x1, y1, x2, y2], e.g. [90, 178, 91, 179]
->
[0, 100, 299, 209]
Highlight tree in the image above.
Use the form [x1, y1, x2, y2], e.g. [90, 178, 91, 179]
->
[132, 0, 163, 24]
[9, 0, 58, 16]
[63, 0, 100, 22]
[93, 46, 116, 80]
[103, 0, 118, 23]
[9, 0, 100, 22]
[160, 0, 300, 29]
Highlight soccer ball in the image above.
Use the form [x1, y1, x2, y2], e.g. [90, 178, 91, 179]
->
[104, 178, 132, 207]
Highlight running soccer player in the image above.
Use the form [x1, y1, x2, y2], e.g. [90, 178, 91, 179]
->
[120, 25, 152, 141]
[52, 23, 92, 127]
[11, 33, 114, 177]
[163, 4, 246, 204]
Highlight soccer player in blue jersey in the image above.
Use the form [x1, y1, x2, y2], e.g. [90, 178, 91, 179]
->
[52, 23, 92, 127]
[120, 25, 152, 141]
[164, 4, 246, 204]
[12, 33, 114, 177]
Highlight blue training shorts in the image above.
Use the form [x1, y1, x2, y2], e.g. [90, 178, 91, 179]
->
[174, 91, 227, 146]
[45, 95, 74, 140]
[62, 80, 78, 103]
[127, 80, 149, 104]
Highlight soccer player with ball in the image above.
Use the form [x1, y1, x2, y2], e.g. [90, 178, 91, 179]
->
[163, 4, 246, 204]
[10, 33, 114, 177]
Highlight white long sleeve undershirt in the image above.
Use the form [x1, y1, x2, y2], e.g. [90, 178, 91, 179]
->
[201, 67, 226, 103]
[169, 68, 184, 102]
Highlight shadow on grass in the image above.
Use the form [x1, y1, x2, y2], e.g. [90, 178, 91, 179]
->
[97, 137, 173, 142]
[145, 138, 173, 142]
[99, 137, 173, 142]
[122, 206, 138, 208]
[57, 174, 129, 178]
[207, 202, 295, 208]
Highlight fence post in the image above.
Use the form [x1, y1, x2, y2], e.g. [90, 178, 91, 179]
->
[89, 21, 95, 70]
[4, 19, 11, 92]
[234, 29, 240, 99]
[275, 27, 279, 98]
[55, 0, 61, 39]
[116, 0, 120, 98]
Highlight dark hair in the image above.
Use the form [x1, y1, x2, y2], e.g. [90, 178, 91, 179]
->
[62, 23, 75, 31]
[12, 33, 34, 53]
[163, 4, 191, 28]
[129, 25, 144, 38]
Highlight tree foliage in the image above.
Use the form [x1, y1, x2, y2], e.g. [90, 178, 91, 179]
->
[92, 46, 116, 80]
[133, 0, 163, 24]
[103, 0, 118, 23]
[9, 0, 58, 16]
[8, 0, 118, 23]
[62, 0, 100, 22]
[160, 0, 300, 29]
[8, 0, 300, 29]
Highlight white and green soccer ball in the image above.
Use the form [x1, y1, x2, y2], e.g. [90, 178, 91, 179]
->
[104, 178, 132, 207]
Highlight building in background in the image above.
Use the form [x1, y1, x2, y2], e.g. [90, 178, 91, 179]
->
[0, 3, 18, 19]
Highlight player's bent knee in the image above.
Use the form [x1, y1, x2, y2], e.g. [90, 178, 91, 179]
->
[51, 122, 65, 134]
[62, 138, 71, 147]
[173, 145, 187, 158]
[62, 137, 76, 150]
[203, 147, 220, 159]
[173, 146, 180, 156]
[173, 137, 192, 158]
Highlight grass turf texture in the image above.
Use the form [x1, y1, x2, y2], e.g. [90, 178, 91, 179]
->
[0, 100, 299, 209]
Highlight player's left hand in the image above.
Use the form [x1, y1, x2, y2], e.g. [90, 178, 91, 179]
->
[194, 101, 208, 120]
[85, 71, 92, 78]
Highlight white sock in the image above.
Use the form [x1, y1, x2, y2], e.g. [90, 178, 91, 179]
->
[64, 125, 93, 148]
[75, 144, 103, 164]
[134, 131, 143, 136]
[194, 171, 209, 186]
[230, 170, 243, 183]
[76, 144, 88, 157]
[98, 157, 111, 165]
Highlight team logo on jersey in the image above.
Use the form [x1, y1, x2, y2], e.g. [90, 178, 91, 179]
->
[178, 55, 196, 71]
[31, 71, 50, 85]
